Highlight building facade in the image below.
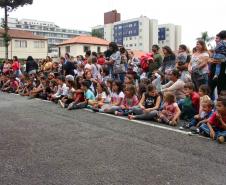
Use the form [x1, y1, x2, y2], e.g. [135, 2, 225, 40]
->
[58, 35, 109, 57]
[93, 11, 182, 52]
[104, 10, 121, 24]
[6, 18, 90, 57]
[93, 16, 158, 52]
[158, 24, 182, 51]
[0, 29, 48, 59]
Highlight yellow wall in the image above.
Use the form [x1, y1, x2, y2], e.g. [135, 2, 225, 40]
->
[0, 38, 48, 59]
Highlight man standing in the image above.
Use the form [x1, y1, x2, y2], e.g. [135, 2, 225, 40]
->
[149, 45, 163, 75]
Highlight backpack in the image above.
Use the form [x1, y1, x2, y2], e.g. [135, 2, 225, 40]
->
[140, 53, 154, 72]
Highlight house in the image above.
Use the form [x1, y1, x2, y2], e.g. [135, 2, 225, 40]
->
[0, 29, 48, 59]
[57, 35, 110, 57]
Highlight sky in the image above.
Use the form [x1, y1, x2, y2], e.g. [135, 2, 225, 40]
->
[0, 0, 225, 49]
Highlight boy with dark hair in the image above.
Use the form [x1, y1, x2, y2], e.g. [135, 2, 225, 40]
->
[181, 82, 200, 121]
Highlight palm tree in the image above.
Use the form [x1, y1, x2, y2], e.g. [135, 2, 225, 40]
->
[197, 31, 214, 48]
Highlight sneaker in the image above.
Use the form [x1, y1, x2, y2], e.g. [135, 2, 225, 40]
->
[67, 102, 75, 110]
[179, 122, 189, 130]
[217, 136, 225, 144]
[190, 126, 199, 134]
[58, 100, 65, 108]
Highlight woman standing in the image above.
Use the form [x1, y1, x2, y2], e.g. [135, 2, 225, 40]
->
[105, 42, 124, 82]
[160, 46, 176, 83]
[189, 40, 209, 90]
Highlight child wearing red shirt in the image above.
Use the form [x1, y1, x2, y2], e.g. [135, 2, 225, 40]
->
[199, 96, 226, 143]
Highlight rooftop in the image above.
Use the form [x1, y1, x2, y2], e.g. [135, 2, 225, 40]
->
[58, 35, 110, 46]
[0, 29, 47, 40]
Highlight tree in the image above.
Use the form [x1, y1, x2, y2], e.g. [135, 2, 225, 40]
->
[197, 31, 214, 49]
[91, 29, 104, 39]
[0, 0, 33, 59]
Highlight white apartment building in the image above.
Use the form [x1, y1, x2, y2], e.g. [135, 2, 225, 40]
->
[158, 24, 182, 51]
[0, 29, 48, 59]
[5, 18, 90, 56]
[93, 16, 158, 53]
[93, 16, 181, 52]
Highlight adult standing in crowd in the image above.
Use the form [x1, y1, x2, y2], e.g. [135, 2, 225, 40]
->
[43, 56, 53, 74]
[127, 50, 139, 77]
[216, 31, 226, 94]
[159, 46, 176, 83]
[188, 40, 209, 90]
[149, 44, 163, 75]
[12, 56, 21, 77]
[176, 44, 191, 83]
[105, 42, 123, 82]
[26, 56, 38, 75]
[62, 53, 75, 76]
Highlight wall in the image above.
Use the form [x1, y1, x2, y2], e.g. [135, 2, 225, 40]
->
[0, 38, 48, 59]
[158, 24, 176, 51]
[59, 44, 108, 57]
[175, 25, 182, 50]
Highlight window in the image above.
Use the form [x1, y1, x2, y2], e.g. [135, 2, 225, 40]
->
[129, 44, 133, 47]
[139, 43, 143, 46]
[139, 22, 142, 25]
[66, 46, 70, 53]
[0, 39, 4, 47]
[84, 46, 90, 52]
[134, 43, 137, 47]
[130, 37, 132, 40]
[97, 46, 101, 53]
[34, 41, 45, 48]
[140, 29, 142, 33]
[15, 40, 27, 48]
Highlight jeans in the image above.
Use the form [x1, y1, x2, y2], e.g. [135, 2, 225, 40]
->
[71, 102, 87, 110]
[117, 108, 133, 116]
[104, 106, 121, 114]
[131, 106, 144, 115]
[189, 118, 198, 127]
[192, 72, 208, 91]
[134, 110, 158, 121]
[199, 123, 226, 140]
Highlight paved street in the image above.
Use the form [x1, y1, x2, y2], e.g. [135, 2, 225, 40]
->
[0, 92, 226, 185]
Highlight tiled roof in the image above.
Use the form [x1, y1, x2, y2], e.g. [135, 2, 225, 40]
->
[0, 29, 47, 40]
[131, 50, 146, 58]
[58, 35, 110, 46]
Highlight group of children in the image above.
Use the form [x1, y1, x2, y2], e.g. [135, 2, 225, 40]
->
[0, 56, 226, 144]
[1, 32, 226, 144]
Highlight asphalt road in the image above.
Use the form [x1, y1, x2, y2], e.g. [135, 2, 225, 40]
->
[0, 92, 226, 185]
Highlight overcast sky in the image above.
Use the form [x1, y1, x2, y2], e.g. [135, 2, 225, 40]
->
[0, 0, 225, 49]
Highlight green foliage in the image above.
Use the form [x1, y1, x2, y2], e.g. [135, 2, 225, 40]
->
[2, 32, 10, 46]
[0, 0, 33, 59]
[0, 0, 33, 9]
[91, 29, 104, 39]
[197, 31, 214, 48]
